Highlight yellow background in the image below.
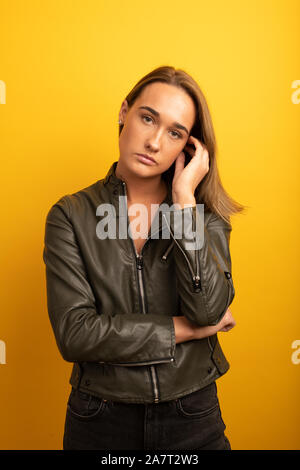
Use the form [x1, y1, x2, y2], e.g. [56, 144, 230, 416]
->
[0, 0, 299, 450]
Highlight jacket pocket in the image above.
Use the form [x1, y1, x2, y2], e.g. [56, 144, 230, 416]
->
[222, 271, 235, 315]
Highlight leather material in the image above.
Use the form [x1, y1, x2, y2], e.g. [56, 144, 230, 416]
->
[43, 161, 235, 404]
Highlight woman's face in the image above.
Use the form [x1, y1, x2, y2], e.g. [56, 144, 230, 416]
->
[118, 82, 196, 179]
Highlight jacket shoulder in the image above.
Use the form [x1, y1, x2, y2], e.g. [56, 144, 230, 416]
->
[46, 179, 104, 220]
[204, 208, 232, 231]
[45, 194, 71, 223]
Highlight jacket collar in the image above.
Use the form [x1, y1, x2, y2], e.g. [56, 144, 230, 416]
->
[103, 161, 174, 239]
[103, 161, 173, 204]
[103, 161, 124, 187]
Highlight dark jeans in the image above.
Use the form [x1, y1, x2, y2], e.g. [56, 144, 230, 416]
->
[63, 381, 231, 450]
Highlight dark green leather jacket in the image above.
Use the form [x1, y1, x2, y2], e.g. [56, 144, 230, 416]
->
[43, 161, 235, 404]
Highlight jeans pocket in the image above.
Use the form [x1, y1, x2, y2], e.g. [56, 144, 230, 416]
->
[175, 381, 220, 418]
[67, 387, 107, 421]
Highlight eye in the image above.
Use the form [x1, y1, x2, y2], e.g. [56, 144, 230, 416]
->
[141, 114, 182, 139]
[170, 130, 182, 139]
[141, 114, 153, 124]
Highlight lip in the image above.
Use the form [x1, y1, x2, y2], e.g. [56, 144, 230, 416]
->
[136, 153, 157, 165]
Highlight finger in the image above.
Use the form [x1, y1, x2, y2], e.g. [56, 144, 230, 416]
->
[188, 135, 206, 152]
[173, 152, 185, 178]
[189, 138, 209, 167]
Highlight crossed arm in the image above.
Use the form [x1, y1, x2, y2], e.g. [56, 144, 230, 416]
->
[173, 308, 236, 344]
[43, 196, 236, 365]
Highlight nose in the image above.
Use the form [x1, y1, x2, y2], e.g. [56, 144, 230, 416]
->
[145, 129, 163, 152]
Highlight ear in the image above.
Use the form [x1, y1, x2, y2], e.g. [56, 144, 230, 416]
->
[119, 99, 129, 122]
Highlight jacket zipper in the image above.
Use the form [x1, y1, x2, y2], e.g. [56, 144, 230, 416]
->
[162, 212, 202, 292]
[122, 181, 171, 403]
[105, 181, 173, 402]
[135, 252, 166, 403]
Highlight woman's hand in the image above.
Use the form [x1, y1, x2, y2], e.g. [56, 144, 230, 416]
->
[175, 308, 236, 343]
[217, 308, 236, 332]
[192, 308, 236, 340]
[172, 135, 210, 206]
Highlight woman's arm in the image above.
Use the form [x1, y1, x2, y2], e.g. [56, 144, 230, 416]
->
[163, 206, 235, 327]
[173, 309, 236, 344]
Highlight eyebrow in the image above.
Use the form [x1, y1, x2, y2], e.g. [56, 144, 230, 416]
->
[138, 106, 189, 135]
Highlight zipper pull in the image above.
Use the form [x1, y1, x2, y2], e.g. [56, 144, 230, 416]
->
[136, 254, 143, 270]
[193, 275, 202, 292]
[161, 241, 174, 262]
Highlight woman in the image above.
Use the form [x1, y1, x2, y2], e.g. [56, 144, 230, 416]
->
[43, 66, 245, 451]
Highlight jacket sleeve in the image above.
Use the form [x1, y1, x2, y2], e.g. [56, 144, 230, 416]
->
[162, 205, 235, 327]
[42, 196, 176, 366]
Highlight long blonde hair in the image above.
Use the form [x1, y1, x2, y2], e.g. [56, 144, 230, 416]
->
[119, 66, 247, 225]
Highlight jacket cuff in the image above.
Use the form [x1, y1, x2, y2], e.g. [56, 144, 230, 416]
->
[97, 314, 176, 367]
